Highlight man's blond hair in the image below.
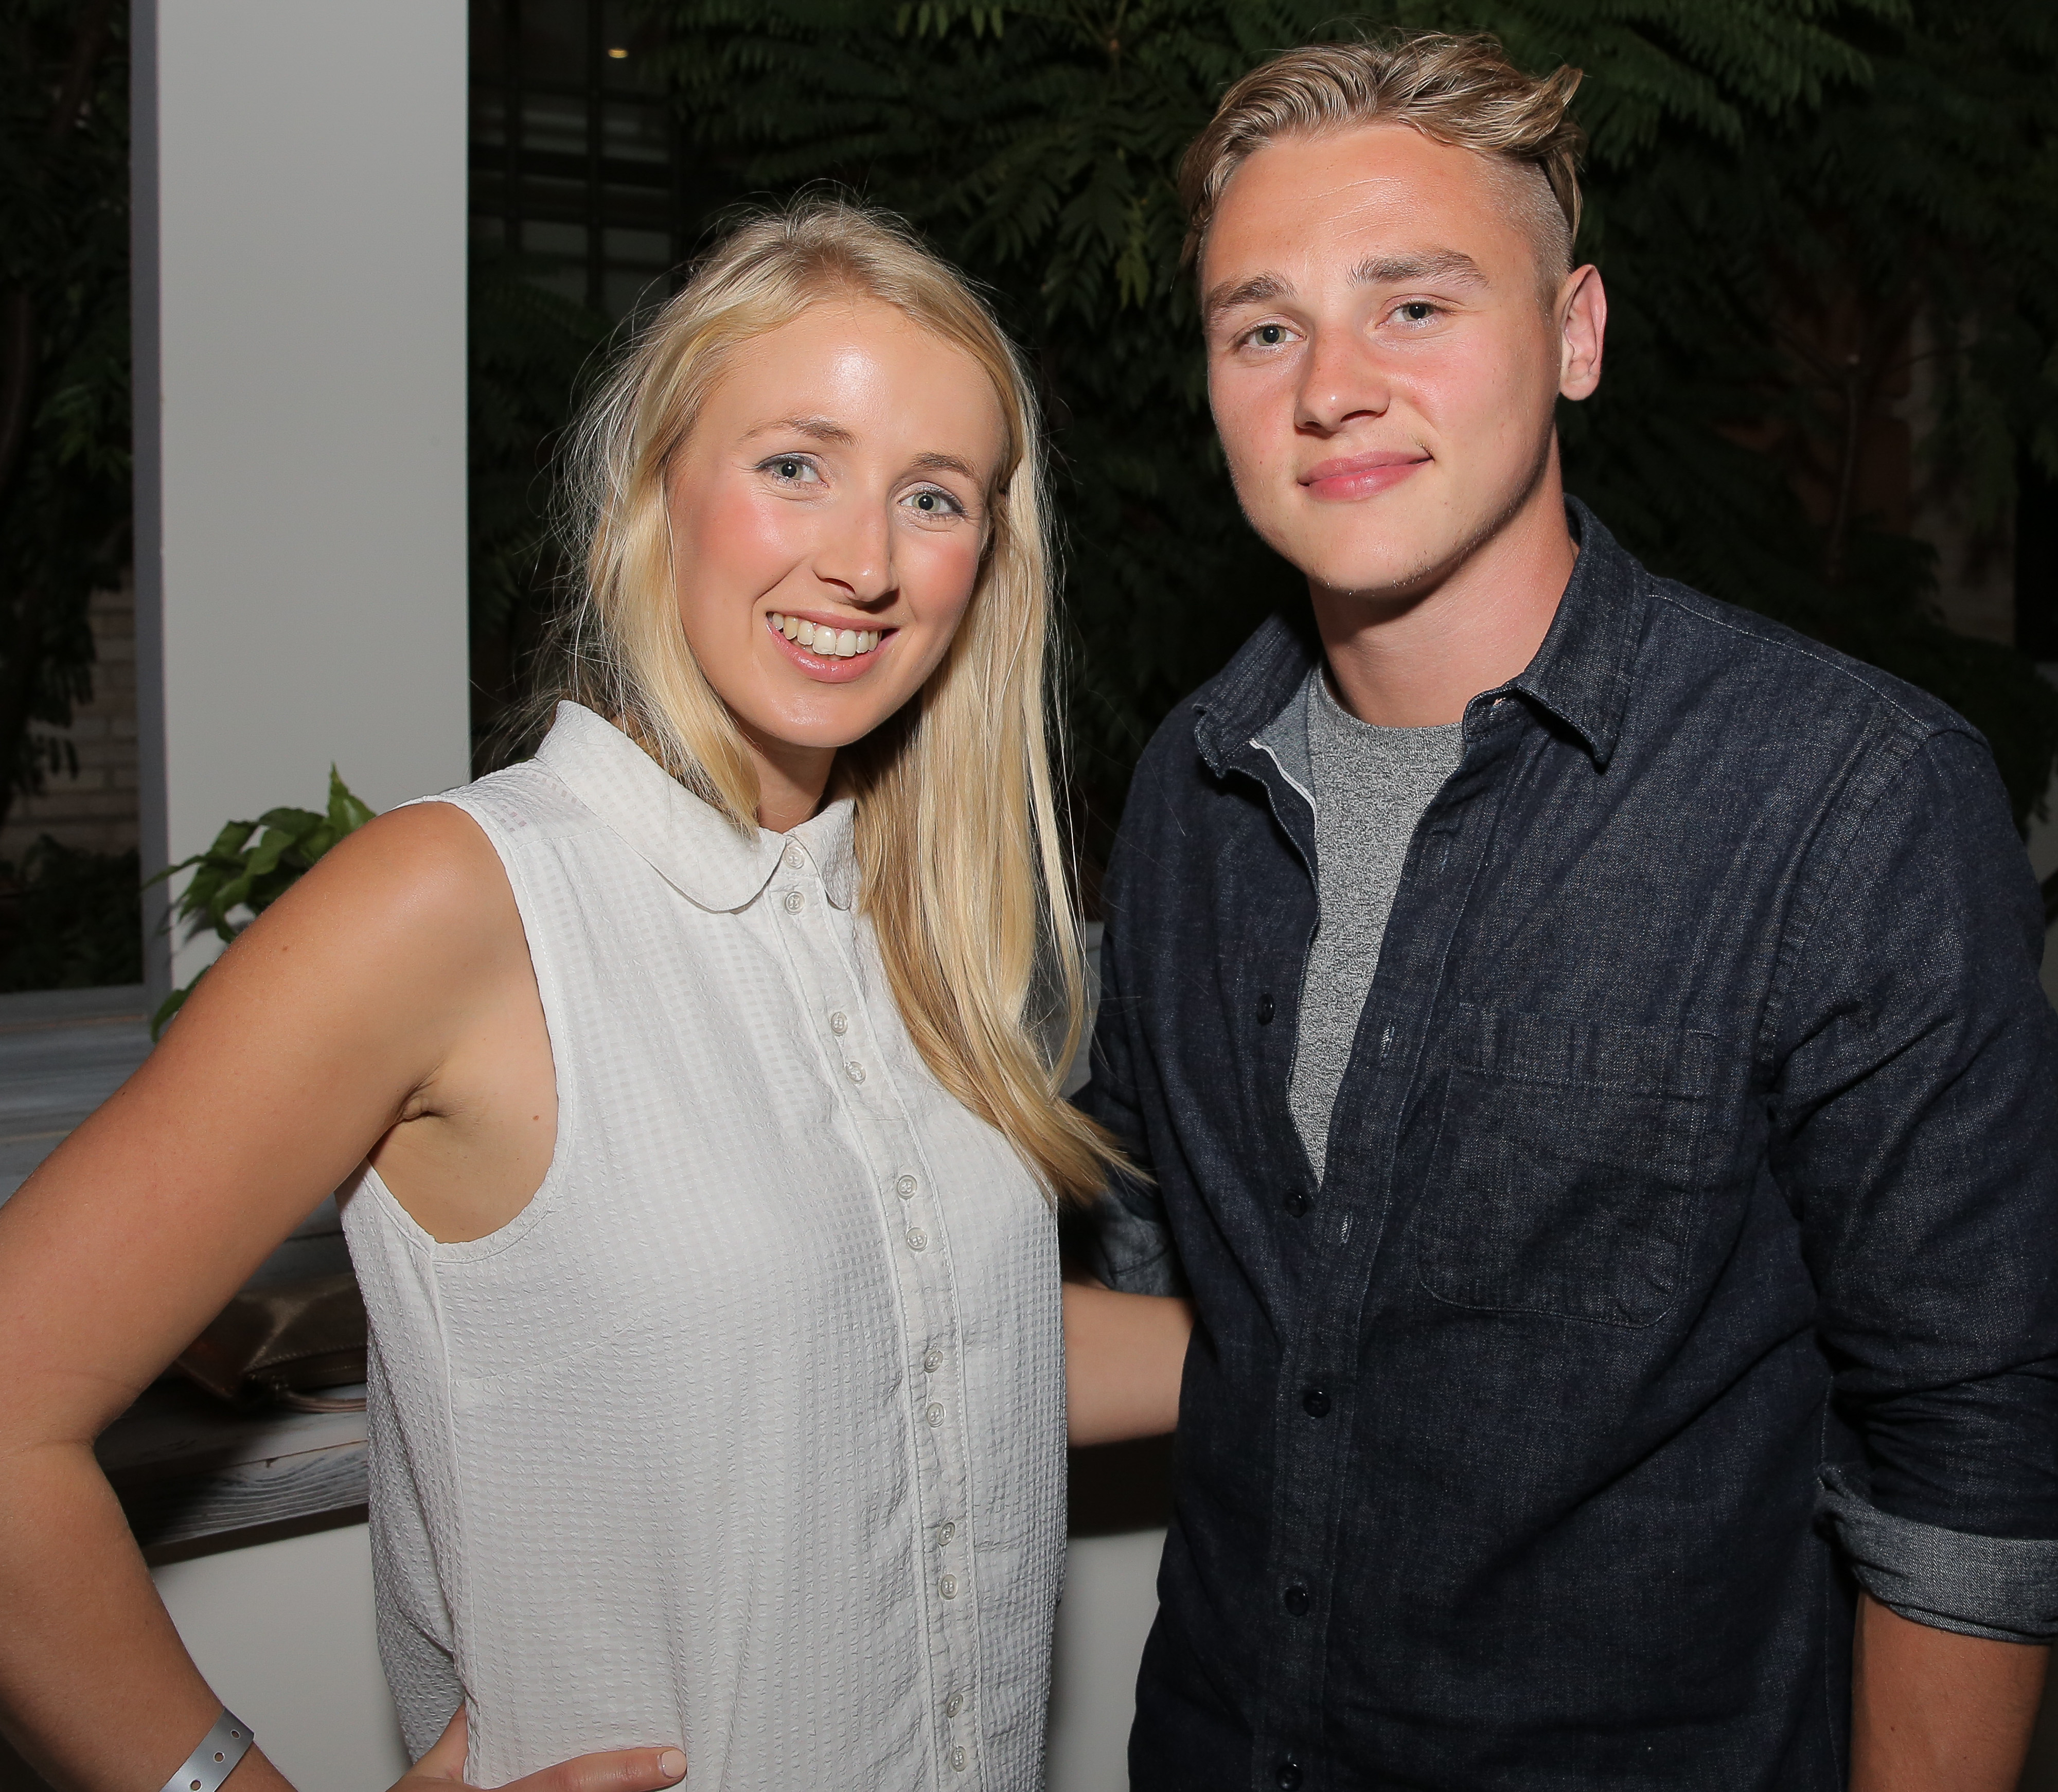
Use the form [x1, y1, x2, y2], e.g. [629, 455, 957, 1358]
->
[1179, 32, 1585, 277]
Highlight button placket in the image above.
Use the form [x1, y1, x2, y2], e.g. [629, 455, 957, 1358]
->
[769, 885, 983, 1783]
[1253, 730, 1524, 1774]
[887, 1168, 982, 1775]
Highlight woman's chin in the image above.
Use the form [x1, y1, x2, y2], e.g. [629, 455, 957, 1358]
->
[739, 694, 901, 760]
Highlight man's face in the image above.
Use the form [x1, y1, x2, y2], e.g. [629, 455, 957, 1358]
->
[1201, 124, 1601, 602]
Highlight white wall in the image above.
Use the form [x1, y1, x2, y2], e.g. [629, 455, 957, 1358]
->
[131, 0, 471, 1000]
[1048, 1531, 1162, 1790]
[153, 1527, 409, 1791]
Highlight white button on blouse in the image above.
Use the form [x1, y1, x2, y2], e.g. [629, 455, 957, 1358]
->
[343, 704, 1062, 1792]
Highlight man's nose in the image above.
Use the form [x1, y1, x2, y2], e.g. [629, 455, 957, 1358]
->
[1295, 326, 1390, 436]
[811, 497, 895, 605]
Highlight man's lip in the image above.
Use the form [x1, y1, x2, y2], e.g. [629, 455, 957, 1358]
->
[1299, 450, 1431, 485]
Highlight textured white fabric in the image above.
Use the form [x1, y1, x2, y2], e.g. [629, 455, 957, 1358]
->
[340, 703, 1064, 1791]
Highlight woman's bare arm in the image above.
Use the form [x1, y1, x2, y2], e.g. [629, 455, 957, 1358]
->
[1063, 1282, 1193, 1447]
[0, 806, 677, 1791]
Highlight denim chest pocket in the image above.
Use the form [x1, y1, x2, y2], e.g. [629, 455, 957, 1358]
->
[1415, 1005, 1715, 1326]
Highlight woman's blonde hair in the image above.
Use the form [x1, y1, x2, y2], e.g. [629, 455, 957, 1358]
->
[548, 196, 1122, 1207]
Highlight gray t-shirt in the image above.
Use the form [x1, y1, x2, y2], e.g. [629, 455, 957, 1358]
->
[1288, 669, 1465, 1180]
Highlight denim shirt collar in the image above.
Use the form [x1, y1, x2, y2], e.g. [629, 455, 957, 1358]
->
[1192, 498, 1644, 773]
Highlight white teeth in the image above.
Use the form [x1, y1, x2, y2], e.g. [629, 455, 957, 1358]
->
[772, 615, 884, 658]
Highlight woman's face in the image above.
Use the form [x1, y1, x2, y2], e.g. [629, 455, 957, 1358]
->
[665, 297, 1008, 776]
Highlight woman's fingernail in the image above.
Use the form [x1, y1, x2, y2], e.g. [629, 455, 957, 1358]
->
[659, 1749, 687, 1779]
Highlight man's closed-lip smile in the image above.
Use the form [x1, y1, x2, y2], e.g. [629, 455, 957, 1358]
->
[1299, 449, 1432, 502]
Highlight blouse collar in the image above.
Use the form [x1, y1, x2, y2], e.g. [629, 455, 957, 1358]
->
[537, 702, 858, 913]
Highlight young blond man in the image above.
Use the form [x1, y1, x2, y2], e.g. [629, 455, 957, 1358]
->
[1074, 33, 2058, 1791]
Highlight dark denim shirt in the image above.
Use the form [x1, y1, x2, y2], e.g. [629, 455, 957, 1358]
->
[1075, 503, 2058, 1791]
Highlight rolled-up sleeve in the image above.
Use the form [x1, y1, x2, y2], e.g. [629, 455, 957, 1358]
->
[1770, 724, 2058, 1642]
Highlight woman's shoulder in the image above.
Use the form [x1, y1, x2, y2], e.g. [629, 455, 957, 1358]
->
[279, 798, 522, 970]
[416, 754, 602, 847]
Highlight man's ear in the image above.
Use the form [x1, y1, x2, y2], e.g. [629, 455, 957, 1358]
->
[1558, 264, 1606, 401]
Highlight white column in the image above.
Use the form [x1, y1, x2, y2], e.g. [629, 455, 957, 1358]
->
[132, 0, 471, 1001]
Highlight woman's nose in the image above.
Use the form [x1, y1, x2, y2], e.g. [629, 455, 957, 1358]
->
[810, 498, 894, 604]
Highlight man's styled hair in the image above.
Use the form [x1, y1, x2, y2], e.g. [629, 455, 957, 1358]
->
[1178, 32, 1585, 278]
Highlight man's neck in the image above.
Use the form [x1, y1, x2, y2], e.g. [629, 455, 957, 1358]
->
[1310, 465, 1576, 729]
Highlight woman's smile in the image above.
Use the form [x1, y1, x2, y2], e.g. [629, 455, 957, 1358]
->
[765, 608, 896, 682]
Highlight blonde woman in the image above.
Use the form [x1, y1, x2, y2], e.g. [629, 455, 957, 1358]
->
[0, 201, 1191, 1792]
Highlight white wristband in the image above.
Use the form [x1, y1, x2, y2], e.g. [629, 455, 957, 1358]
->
[159, 1709, 255, 1792]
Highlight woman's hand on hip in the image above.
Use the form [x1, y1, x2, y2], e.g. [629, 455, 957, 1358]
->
[400, 1709, 687, 1791]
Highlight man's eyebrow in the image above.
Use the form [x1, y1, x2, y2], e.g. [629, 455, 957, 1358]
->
[1350, 250, 1486, 288]
[1202, 272, 1291, 327]
[1202, 251, 1485, 327]
[743, 414, 859, 446]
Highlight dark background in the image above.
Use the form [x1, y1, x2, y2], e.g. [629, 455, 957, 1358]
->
[5, 0, 2058, 986]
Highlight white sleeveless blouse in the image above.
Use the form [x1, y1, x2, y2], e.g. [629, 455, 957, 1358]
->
[340, 703, 1064, 1790]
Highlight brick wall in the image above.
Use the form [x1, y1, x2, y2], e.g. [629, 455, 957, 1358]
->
[0, 581, 140, 866]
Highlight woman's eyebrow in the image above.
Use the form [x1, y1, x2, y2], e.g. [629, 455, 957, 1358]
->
[744, 414, 859, 445]
[910, 450, 981, 481]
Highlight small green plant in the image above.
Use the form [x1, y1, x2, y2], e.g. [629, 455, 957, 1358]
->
[149, 768, 376, 1037]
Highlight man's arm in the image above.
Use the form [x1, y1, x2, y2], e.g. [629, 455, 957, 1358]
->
[1768, 725, 2058, 1789]
[1851, 1594, 2047, 1792]
[1067, 893, 1184, 1296]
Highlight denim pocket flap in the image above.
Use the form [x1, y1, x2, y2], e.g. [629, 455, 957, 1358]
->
[1415, 1005, 1714, 1326]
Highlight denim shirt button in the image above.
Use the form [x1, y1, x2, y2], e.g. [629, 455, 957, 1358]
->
[1275, 1758, 1303, 1790]
[1284, 1190, 1309, 1217]
[1282, 1583, 1310, 1617]
[1256, 993, 1275, 1025]
[1301, 1386, 1331, 1418]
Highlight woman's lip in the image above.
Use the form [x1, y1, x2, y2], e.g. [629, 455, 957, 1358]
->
[1300, 452, 1431, 500]
[765, 613, 896, 684]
